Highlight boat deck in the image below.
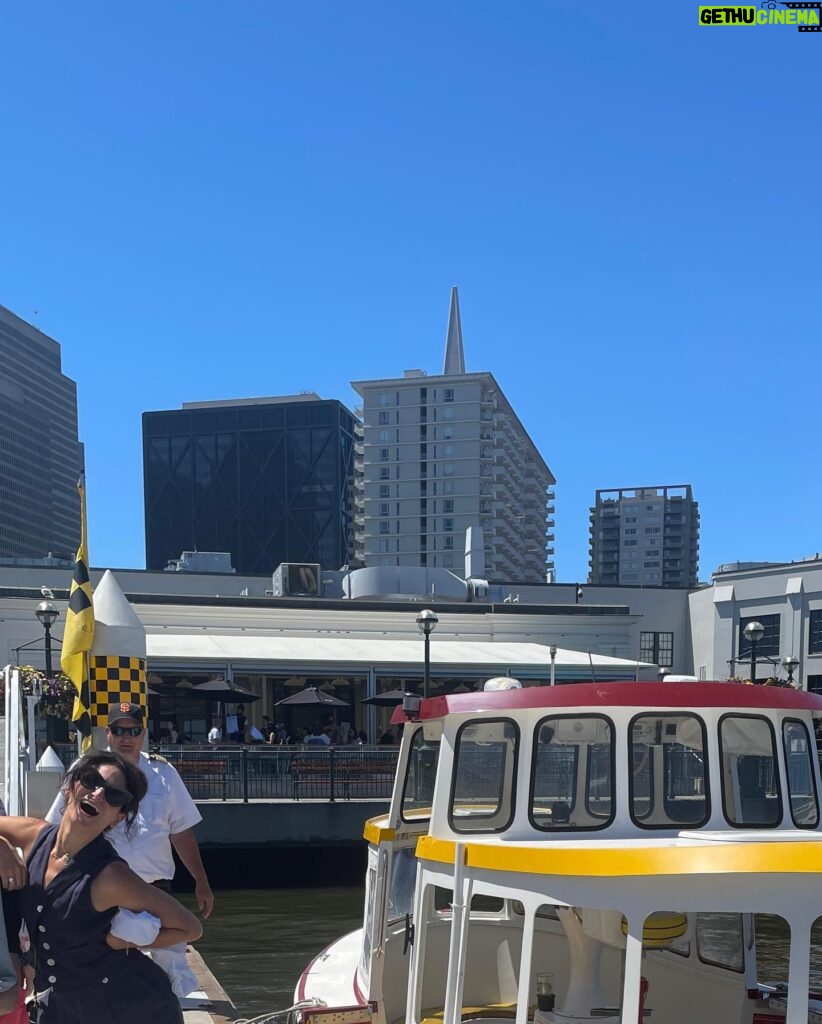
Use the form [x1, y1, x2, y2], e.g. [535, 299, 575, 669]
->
[182, 947, 236, 1024]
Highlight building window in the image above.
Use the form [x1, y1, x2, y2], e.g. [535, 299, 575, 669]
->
[443, 553, 454, 568]
[443, 499, 454, 513]
[645, 527, 661, 534]
[625, 540, 637, 547]
[378, 411, 389, 425]
[379, 521, 390, 534]
[444, 388, 455, 402]
[378, 430, 390, 443]
[379, 539, 390, 553]
[444, 536, 454, 550]
[809, 610, 822, 654]
[442, 426, 454, 440]
[624, 529, 636, 535]
[379, 393, 392, 407]
[379, 447, 390, 461]
[379, 502, 390, 516]
[643, 561, 660, 568]
[420, 387, 427, 401]
[625, 516, 636, 523]
[443, 463, 454, 476]
[379, 484, 390, 498]
[808, 675, 822, 695]
[379, 467, 390, 480]
[738, 614, 780, 659]
[443, 480, 454, 494]
[443, 408, 453, 421]
[444, 444, 454, 457]
[443, 517, 454, 532]
[640, 631, 674, 667]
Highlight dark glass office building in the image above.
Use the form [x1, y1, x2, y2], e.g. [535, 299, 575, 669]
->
[143, 395, 357, 574]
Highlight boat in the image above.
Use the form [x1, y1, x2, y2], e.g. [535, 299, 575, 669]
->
[294, 679, 822, 1024]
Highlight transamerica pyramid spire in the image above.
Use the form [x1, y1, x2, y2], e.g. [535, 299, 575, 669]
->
[442, 286, 465, 375]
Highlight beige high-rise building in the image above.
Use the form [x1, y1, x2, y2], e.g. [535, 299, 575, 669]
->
[352, 289, 555, 581]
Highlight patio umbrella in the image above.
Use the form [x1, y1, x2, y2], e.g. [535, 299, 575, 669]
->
[276, 686, 349, 708]
[189, 680, 260, 702]
[362, 687, 416, 707]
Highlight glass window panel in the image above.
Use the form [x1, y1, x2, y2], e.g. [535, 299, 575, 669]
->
[402, 728, 440, 823]
[630, 714, 708, 827]
[696, 913, 744, 972]
[782, 719, 819, 827]
[720, 715, 781, 826]
[450, 719, 518, 833]
[531, 716, 614, 831]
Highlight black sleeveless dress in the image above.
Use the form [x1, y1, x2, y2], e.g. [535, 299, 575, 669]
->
[22, 825, 183, 1024]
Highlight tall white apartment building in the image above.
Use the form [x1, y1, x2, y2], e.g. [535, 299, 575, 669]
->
[352, 289, 555, 581]
[588, 484, 700, 588]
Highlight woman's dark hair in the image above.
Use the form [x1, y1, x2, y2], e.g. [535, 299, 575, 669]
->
[64, 751, 147, 830]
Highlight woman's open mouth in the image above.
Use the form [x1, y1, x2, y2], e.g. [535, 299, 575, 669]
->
[79, 799, 99, 817]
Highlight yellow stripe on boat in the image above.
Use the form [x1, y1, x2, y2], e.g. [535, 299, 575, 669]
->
[416, 836, 822, 876]
[363, 818, 396, 845]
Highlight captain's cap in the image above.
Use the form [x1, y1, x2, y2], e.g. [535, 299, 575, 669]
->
[107, 701, 145, 725]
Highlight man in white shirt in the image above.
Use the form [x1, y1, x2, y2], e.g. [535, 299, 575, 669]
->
[207, 720, 223, 746]
[46, 702, 214, 994]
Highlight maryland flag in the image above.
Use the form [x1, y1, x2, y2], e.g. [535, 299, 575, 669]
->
[62, 476, 95, 752]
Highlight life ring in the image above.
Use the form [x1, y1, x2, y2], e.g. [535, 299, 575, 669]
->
[621, 911, 687, 948]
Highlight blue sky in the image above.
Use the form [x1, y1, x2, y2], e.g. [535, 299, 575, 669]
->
[1, 1, 819, 582]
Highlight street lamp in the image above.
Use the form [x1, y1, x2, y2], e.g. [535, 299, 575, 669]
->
[658, 667, 669, 682]
[549, 644, 557, 687]
[575, 585, 583, 605]
[35, 600, 59, 678]
[416, 609, 439, 699]
[743, 621, 765, 684]
[782, 655, 800, 687]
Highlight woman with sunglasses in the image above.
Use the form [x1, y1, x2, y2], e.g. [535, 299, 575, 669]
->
[0, 751, 201, 1023]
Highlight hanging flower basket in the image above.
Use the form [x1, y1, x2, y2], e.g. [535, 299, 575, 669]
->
[0, 666, 78, 720]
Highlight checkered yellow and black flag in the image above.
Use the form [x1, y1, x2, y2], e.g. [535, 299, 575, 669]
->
[61, 476, 95, 752]
[88, 655, 147, 725]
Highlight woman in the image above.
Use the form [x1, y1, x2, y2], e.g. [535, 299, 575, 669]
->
[0, 751, 202, 1023]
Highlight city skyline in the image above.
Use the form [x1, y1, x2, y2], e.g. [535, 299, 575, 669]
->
[0, 4, 818, 583]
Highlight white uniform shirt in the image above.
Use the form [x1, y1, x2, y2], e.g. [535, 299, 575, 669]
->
[45, 751, 202, 883]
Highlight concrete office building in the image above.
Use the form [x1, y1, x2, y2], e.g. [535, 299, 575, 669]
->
[588, 484, 700, 588]
[143, 394, 357, 574]
[0, 305, 83, 560]
[352, 288, 555, 582]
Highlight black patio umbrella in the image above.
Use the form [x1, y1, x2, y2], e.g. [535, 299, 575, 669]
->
[189, 680, 261, 702]
[362, 687, 416, 707]
[276, 687, 350, 708]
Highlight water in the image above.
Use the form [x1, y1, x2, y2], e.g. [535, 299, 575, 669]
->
[185, 892, 822, 1018]
[183, 887, 364, 1018]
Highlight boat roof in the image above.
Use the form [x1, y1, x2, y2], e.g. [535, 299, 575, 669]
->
[392, 681, 822, 723]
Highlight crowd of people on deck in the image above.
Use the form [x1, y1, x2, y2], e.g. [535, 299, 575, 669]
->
[204, 709, 397, 747]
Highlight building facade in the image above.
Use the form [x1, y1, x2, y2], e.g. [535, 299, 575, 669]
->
[143, 394, 357, 574]
[0, 305, 83, 560]
[588, 484, 700, 588]
[352, 289, 555, 582]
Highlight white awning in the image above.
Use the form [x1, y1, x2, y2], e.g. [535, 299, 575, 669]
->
[146, 633, 655, 678]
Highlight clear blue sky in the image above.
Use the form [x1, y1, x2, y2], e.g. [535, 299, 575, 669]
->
[1, 2, 819, 582]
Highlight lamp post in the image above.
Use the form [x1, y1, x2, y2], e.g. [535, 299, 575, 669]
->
[549, 644, 557, 687]
[35, 600, 59, 678]
[743, 621, 765, 684]
[782, 655, 800, 687]
[416, 609, 439, 699]
[575, 585, 583, 605]
[658, 667, 669, 682]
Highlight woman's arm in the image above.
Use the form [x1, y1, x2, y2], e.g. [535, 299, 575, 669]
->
[0, 817, 47, 886]
[92, 862, 203, 949]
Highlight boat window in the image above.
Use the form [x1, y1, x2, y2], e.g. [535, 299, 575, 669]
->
[695, 913, 744, 972]
[449, 718, 518, 833]
[530, 715, 614, 831]
[629, 714, 709, 828]
[719, 715, 781, 827]
[401, 726, 440, 823]
[782, 719, 819, 828]
[434, 888, 504, 912]
[387, 846, 418, 922]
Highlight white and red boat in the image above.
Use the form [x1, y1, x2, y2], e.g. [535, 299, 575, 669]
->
[296, 680, 822, 1024]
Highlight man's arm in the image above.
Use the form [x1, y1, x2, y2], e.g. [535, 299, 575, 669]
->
[169, 828, 214, 918]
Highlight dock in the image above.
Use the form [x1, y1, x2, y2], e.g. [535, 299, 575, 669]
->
[182, 946, 237, 1024]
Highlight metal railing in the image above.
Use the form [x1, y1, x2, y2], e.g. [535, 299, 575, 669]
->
[156, 745, 399, 803]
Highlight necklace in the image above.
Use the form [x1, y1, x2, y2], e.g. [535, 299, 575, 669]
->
[53, 837, 74, 865]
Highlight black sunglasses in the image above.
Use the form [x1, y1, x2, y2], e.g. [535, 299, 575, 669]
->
[110, 725, 143, 738]
[77, 767, 133, 808]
